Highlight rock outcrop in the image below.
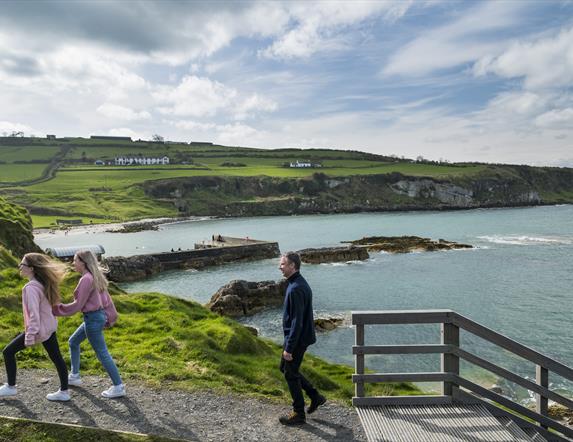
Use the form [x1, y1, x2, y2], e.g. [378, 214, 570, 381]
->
[207, 279, 288, 317]
[344, 236, 473, 253]
[142, 166, 573, 218]
[314, 317, 344, 332]
[0, 196, 42, 257]
[106, 221, 159, 233]
[297, 246, 369, 264]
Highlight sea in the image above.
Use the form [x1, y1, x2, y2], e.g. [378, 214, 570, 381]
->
[35, 204, 573, 402]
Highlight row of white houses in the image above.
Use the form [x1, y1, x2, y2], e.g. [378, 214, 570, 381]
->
[289, 160, 322, 168]
[113, 156, 170, 166]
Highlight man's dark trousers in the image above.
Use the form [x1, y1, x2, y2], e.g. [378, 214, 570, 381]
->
[280, 345, 318, 414]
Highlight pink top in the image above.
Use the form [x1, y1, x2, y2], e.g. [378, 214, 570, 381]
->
[52, 273, 118, 327]
[22, 280, 58, 346]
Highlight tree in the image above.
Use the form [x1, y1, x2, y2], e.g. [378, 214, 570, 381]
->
[152, 134, 164, 143]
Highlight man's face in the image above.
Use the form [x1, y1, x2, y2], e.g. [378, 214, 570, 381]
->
[279, 256, 296, 278]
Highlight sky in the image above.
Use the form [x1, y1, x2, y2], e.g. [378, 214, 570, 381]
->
[0, 0, 572, 166]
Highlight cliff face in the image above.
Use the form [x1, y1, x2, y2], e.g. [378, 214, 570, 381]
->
[142, 166, 573, 217]
[0, 196, 41, 258]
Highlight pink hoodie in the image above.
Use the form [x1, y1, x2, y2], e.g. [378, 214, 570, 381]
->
[22, 279, 58, 346]
[52, 272, 118, 327]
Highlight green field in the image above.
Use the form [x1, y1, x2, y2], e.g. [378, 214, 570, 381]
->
[0, 137, 503, 227]
[0, 164, 48, 182]
[0, 145, 59, 162]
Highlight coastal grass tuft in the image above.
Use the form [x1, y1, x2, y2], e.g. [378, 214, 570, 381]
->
[0, 416, 182, 441]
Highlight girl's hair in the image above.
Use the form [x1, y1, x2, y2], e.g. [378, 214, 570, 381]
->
[75, 250, 109, 293]
[23, 253, 67, 306]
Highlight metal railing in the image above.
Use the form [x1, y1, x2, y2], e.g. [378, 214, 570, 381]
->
[352, 309, 573, 442]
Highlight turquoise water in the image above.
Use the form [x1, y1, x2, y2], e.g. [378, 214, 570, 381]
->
[36, 205, 573, 400]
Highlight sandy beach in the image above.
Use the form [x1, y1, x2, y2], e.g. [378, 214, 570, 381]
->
[33, 216, 214, 239]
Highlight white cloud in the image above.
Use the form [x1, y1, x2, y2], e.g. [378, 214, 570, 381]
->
[171, 120, 216, 131]
[0, 121, 34, 135]
[153, 76, 236, 118]
[383, 1, 528, 77]
[214, 123, 263, 146]
[234, 94, 277, 120]
[487, 91, 548, 116]
[474, 27, 573, 90]
[261, 1, 412, 60]
[153, 75, 277, 120]
[535, 108, 573, 128]
[107, 127, 148, 140]
[97, 103, 151, 121]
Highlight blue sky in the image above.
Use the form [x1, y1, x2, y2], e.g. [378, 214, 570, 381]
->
[0, 0, 572, 165]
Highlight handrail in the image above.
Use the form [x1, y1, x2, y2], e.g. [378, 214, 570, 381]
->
[452, 312, 573, 381]
[352, 309, 573, 442]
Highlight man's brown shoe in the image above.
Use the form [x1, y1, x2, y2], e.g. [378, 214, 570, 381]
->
[307, 394, 326, 414]
[279, 411, 306, 425]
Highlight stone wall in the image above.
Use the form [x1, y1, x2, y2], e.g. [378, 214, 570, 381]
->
[104, 241, 280, 282]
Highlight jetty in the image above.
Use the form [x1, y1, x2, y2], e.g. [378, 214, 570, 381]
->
[105, 235, 280, 282]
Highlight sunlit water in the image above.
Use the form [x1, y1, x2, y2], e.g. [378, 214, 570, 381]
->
[36, 205, 573, 401]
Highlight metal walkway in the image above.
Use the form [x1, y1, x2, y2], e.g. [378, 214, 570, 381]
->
[356, 403, 544, 442]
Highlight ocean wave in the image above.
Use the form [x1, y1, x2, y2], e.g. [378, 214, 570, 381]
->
[477, 235, 572, 245]
[320, 260, 368, 266]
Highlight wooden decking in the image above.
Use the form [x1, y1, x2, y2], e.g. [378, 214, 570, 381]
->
[356, 403, 543, 442]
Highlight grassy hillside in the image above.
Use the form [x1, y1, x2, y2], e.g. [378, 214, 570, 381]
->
[0, 269, 416, 402]
[0, 196, 41, 256]
[0, 136, 485, 227]
[1, 136, 571, 227]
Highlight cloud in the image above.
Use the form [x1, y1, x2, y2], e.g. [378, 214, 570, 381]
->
[383, 1, 528, 77]
[106, 127, 148, 140]
[97, 103, 151, 121]
[153, 76, 236, 118]
[214, 123, 263, 146]
[474, 27, 573, 90]
[261, 1, 412, 60]
[535, 108, 573, 128]
[153, 75, 277, 119]
[0, 1, 290, 66]
[0, 121, 35, 135]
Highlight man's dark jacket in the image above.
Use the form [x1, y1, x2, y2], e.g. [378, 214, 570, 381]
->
[283, 272, 316, 354]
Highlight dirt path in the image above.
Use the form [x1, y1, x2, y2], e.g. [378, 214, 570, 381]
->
[0, 369, 365, 441]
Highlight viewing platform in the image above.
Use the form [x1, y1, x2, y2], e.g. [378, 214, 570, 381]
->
[352, 310, 573, 441]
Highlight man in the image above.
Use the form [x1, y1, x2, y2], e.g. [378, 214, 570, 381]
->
[278, 252, 326, 425]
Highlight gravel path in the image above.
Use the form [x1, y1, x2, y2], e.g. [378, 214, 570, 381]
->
[0, 369, 366, 441]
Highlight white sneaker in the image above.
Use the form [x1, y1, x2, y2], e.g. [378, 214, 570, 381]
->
[68, 373, 82, 387]
[46, 389, 70, 401]
[0, 383, 17, 397]
[101, 384, 125, 398]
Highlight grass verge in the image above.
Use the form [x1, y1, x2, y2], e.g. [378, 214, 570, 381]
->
[0, 416, 182, 442]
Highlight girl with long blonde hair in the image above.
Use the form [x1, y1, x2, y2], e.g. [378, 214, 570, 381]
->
[0, 253, 70, 401]
[53, 249, 124, 398]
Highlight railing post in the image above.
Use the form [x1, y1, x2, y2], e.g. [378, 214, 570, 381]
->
[536, 365, 549, 429]
[441, 322, 459, 396]
[355, 323, 365, 398]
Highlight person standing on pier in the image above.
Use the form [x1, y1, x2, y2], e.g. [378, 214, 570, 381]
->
[278, 252, 326, 425]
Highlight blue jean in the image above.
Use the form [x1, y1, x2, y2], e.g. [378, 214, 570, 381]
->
[69, 309, 122, 386]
